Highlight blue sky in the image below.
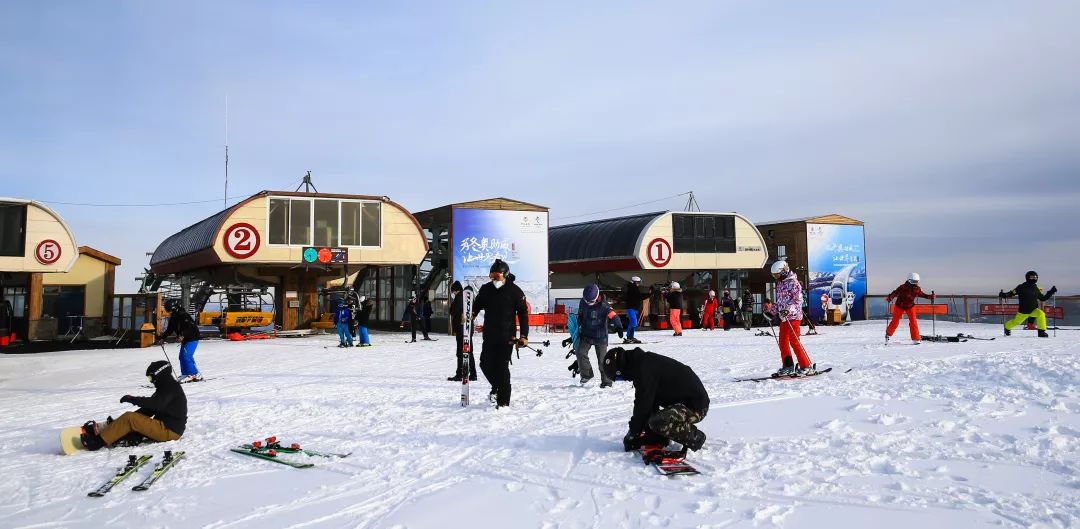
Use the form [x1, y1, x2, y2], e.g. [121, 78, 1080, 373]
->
[2, 1, 1078, 293]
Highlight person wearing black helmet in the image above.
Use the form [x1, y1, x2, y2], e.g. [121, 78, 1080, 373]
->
[80, 360, 188, 451]
[447, 281, 477, 381]
[157, 299, 203, 382]
[602, 347, 709, 452]
[575, 283, 623, 388]
[471, 259, 529, 407]
[1000, 271, 1057, 337]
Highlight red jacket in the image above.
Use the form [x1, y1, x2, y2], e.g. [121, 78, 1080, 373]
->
[703, 298, 718, 315]
[887, 282, 933, 310]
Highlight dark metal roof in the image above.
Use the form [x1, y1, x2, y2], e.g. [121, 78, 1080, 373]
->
[549, 211, 663, 263]
[150, 207, 235, 266]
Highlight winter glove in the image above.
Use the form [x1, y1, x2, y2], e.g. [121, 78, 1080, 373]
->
[1048, 286, 1058, 296]
[617, 330, 624, 339]
[623, 431, 643, 452]
[516, 337, 528, 348]
[779, 309, 789, 318]
[120, 395, 134, 404]
[928, 294, 936, 301]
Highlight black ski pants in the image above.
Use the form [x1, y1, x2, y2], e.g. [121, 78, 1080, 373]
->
[480, 339, 514, 406]
[454, 330, 476, 379]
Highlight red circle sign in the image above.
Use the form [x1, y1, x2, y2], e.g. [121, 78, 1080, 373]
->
[223, 223, 260, 259]
[646, 238, 672, 267]
[35, 239, 62, 265]
[317, 247, 332, 263]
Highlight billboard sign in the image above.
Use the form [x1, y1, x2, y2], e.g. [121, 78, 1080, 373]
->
[806, 223, 867, 322]
[452, 208, 548, 314]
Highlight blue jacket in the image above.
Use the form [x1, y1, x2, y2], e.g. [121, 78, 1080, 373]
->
[334, 306, 352, 325]
[577, 299, 623, 343]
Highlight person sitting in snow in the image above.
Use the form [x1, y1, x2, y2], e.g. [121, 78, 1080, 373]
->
[603, 347, 709, 453]
[81, 360, 187, 451]
[885, 273, 935, 344]
[1000, 270, 1057, 337]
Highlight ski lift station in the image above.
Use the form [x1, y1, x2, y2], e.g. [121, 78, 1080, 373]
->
[0, 198, 122, 344]
[148, 191, 427, 332]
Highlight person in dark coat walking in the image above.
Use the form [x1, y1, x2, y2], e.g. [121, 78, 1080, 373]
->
[448, 281, 477, 381]
[602, 347, 709, 452]
[471, 259, 529, 407]
[80, 360, 187, 450]
[1000, 271, 1057, 337]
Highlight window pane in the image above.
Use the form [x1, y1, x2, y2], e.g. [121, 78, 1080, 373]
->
[361, 202, 381, 246]
[341, 202, 362, 246]
[313, 199, 338, 247]
[0, 204, 26, 257]
[289, 199, 311, 245]
[268, 199, 289, 244]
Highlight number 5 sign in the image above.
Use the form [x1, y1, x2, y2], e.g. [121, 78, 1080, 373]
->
[35, 239, 62, 264]
[223, 223, 260, 259]
[646, 238, 672, 267]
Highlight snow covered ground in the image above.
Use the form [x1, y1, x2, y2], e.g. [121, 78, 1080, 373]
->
[0, 321, 1077, 529]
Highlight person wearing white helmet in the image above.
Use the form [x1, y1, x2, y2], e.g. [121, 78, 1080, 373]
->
[666, 282, 684, 336]
[702, 290, 718, 331]
[768, 261, 815, 376]
[885, 273, 935, 344]
[622, 276, 650, 344]
[355, 296, 373, 347]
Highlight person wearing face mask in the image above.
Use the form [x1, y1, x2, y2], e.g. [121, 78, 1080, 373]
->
[471, 259, 529, 407]
[1000, 271, 1057, 337]
[79, 361, 188, 451]
[574, 283, 624, 388]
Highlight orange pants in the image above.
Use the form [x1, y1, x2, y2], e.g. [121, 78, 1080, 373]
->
[886, 306, 921, 340]
[778, 319, 812, 368]
[669, 309, 683, 333]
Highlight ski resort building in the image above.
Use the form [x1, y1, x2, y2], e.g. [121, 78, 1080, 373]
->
[149, 191, 428, 331]
[748, 214, 868, 323]
[0, 198, 122, 344]
[412, 198, 550, 333]
[548, 211, 767, 328]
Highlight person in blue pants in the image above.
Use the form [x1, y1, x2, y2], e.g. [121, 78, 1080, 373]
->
[622, 276, 650, 344]
[335, 301, 353, 348]
[157, 299, 203, 383]
[356, 297, 373, 347]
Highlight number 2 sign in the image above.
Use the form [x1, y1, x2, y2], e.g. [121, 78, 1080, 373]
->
[35, 239, 62, 264]
[223, 223, 260, 259]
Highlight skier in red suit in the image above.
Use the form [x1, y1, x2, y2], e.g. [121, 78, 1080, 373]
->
[702, 291, 718, 331]
[885, 273, 935, 344]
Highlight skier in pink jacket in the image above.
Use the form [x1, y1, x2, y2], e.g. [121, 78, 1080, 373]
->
[769, 261, 815, 376]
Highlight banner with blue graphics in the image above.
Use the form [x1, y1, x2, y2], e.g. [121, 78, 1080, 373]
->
[452, 208, 549, 314]
[806, 223, 867, 322]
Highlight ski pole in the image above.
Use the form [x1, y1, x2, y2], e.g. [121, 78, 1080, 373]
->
[931, 290, 936, 338]
[1053, 292, 1057, 338]
[159, 343, 175, 373]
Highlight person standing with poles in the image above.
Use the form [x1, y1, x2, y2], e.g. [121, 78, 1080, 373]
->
[885, 273, 935, 345]
[472, 259, 529, 408]
[769, 261, 815, 376]
[156, 299, 202, 383]
[1000, 271, 1057, 337]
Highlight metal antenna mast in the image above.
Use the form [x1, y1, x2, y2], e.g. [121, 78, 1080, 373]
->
[224, 95, 229, 208]
[684, 191, 701, 212]
[295, 171, 319, 193]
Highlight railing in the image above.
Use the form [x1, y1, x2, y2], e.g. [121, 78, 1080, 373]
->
[866, 295, 1078, 326]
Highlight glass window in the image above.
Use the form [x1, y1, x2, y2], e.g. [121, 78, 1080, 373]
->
[341, 202, 363, 246]
[268, 199, 289, 244]
[2, 286, 27, 318]
[672, 214, 736, 253]
[361, 202, 381, 246]
[289, 199, 311, 245]
[313, 199, 339, 246]
[0, 204, 26, 257]
[777, 245, 787, 260]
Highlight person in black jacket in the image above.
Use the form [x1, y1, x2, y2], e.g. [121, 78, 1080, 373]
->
[81, 360, 188, 450]
[741, 289, 755, 330]
[1000, 270, 1057, 337]
[602, 347, 709, 452]
[356, 296, 373, 347]
[666, 282, 684, 336]
[447, 281, 477, 381]
[157, 299, 202, 382]
[622, 277, 650, 344]
[471, 259, 529, 407]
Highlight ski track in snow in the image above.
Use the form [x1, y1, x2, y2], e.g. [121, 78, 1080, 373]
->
[0, 322, 1078, 528]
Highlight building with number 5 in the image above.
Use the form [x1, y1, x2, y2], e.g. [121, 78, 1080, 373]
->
[548, 211, 767, 329]
[1, 198, 122, 344]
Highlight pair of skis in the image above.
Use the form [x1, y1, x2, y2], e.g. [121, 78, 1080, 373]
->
[734, 366, 841, 383]
[88, 451, 185, 497]
[231, 436, 350, 469]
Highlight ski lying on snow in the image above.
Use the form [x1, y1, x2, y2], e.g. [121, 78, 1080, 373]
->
[88, 454, 152, 497]
[240, 436, 350, 458]
[230, 447, 314, 468]
[957, 334, 996, 341]
[132, 451, 185, 491]
[734, 367, 843, 383]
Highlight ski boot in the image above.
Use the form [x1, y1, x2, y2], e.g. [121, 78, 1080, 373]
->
[683, 428, 707, 452]
[80, 420, 106, 451]
[772, 358, 796, 378]
[796, 363, 817, 376]
[1003, 326, 1011, 336]
[447, 374, 463, 382]
[1038, 330, 1049, 338]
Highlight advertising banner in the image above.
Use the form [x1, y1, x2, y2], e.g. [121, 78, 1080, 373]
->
[452, 208, 549, 314]
[806, 223, 867, 322]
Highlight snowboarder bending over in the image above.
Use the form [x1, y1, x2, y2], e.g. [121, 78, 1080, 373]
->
[885, 273, 935, 344]
[448, 281, 476, 381]
[472, 259, 529, 408]
[621, 276, 649, 344]
[156, 299, 202, 382]
[769, 261, 815, 376]
[603, 347, 709, 453]
[81, 360, 187, 451]
[1000, 271, 1057, 337]
[575, 283, 624, 388]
